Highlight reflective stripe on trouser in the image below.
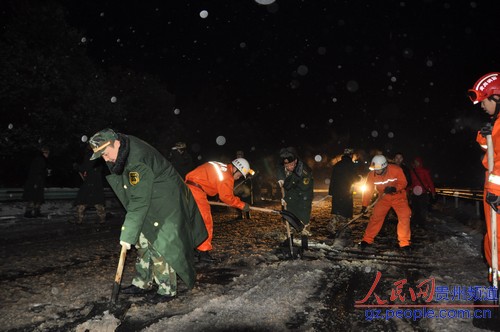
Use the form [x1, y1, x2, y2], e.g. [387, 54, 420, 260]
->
[188, 185, 213, 251]
[131, 233, 177, 296]
[483, 189, 500, 269]
[362, 193, 412, 247]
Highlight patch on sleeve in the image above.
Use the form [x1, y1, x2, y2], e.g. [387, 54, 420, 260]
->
[303, 178, 310, 185]
[129, 172, 140, 186]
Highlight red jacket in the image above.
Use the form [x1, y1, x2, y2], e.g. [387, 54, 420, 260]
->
[410, 157, 436, 195]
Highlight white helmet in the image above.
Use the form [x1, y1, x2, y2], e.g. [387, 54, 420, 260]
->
[232, 158, 252, 178]
[369, 155, 388, 171]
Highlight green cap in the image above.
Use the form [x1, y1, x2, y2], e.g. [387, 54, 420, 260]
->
[89, 128, 118, 160]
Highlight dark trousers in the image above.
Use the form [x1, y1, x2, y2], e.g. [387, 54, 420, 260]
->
[410, 193, 430, 227]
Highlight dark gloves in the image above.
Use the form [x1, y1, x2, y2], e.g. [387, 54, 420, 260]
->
[360, 206, 368, 215]
[242, 203, 251, 213]
[383, 186, 397, 194]
[480, 123, 493, 138]
[486, 192, 500, 212]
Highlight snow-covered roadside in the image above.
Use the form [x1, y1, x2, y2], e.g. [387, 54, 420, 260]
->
[1, 198, 499, 331]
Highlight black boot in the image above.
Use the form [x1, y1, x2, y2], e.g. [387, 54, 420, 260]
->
[121, 285, 155, 295]
[24, 209, 35, 218]
[33, 208, 43, 218]
[198, 250, 217, 263]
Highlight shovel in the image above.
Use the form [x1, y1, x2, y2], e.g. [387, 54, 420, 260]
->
[332, 194, 382, 237]
[208, 201, 304, 232]
[487, 134, 499, 294]
[74, 244, 130, 324]
[110, 244, 128, 304]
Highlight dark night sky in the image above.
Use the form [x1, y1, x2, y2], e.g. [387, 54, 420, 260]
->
[16, 0, 500, 186]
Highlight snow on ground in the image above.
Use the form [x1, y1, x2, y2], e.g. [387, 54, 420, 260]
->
[1, 195, 499, 331]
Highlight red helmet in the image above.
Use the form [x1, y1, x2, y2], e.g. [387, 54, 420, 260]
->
[468, 72, 500, 104]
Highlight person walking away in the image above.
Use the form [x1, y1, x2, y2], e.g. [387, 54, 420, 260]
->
[468, 72, 500, 281]
[23, 146, 51, 218]
[358, 155, 412, 253]
[88, 128, 208, 304]
[72, 146, 107, 224]
[168, 142, 195, 180]
[409, 157, 436, 230]
[185, 158, 252, 262]
[328, 150, 359, 221]
[233, 150, 253, 220]
[277, 147, 314, 236]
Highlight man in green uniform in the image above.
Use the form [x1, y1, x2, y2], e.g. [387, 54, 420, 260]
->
[277, 147, 314, 232]
[88, 128, 208, 304]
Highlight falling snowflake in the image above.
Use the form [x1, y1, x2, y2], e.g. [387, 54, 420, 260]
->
[200, 10, 208, 19]
[346, 80, 359, 92]
[216, 136, 226, 146]
[254, 0, 276, 5]
[297, 65, 308, 76]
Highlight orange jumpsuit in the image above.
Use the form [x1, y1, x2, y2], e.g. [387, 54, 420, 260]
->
[185, 162, 246, 251]
[361, 164, 412, 247]
[476, 122, 500, 270]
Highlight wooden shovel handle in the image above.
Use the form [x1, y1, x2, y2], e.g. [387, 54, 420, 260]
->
[110, 244, 128, 304]
[208, 201, 280, 215]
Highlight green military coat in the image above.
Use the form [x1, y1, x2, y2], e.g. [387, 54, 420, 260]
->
[106, 135, 207, 288]
[280, 160, 314, 225]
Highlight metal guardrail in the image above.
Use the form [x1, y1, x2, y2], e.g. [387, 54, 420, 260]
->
[435, 188, 483, 201]
[0, 187, 483, 202]
[435, 188, 483, 216]
[0, 187, 485, 216]
[0, 188, 117, 201]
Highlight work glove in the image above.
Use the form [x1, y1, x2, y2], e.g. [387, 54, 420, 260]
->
[486, 192, 500, 212]
[242, 203, 250, 213]
[120, 241, 131, 250]
[383, 186, 397, 194]
[360, 206, 368, 215]
[480, 123, 493, 138]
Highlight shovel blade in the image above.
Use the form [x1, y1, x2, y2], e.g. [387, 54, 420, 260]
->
[110, 282, 120, 304]
[279, 210, 305, 231]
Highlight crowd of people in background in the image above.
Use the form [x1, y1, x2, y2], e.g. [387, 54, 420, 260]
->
[14, 71, 500, 313]
[18, 126, 452, 302]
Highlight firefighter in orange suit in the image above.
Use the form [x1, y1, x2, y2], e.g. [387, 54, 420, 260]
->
[469, 72, 500, 277]
[185, 158, 252, 262]
[358, 155, 412, 253]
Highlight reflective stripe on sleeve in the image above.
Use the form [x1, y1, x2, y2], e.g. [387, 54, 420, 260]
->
[209, 161, 225, 181]
[373, 178, 398, 186]
[488, 173, 500, 185]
